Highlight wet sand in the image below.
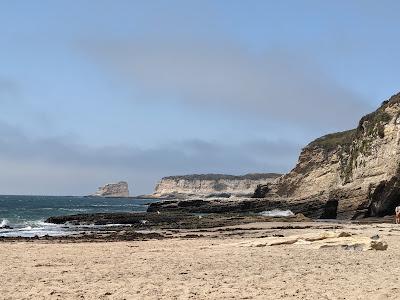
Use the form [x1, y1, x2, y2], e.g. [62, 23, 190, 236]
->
[1, 221, 399, 299]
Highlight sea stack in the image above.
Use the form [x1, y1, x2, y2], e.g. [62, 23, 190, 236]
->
[92, 181, 130, 197]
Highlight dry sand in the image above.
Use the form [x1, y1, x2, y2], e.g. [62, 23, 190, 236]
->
[1, 221, 400, 299]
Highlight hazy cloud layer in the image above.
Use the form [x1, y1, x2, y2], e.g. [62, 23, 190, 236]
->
[84, 38, 371, 130]
[0, 78, 19, 101]
[0, 121, 299, 195]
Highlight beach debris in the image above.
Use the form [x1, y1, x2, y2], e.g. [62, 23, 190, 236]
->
[242, 231, 388, 251]
[370, 240, 388, 251]
[338, 232, 352, 237]
[371, 234, 380, 240]
[140, 220, 148, 225]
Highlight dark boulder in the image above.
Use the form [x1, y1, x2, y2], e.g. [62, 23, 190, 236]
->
[252, 184, 270, 198]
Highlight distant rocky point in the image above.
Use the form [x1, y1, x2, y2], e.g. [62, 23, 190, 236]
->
[150, 173, 281, 199]
[92, 181, 130, 197]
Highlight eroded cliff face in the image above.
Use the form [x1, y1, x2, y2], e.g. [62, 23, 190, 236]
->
[261, 93, 400, 218]
[93, 181, 130, 197]
[154, 174, 281, 197]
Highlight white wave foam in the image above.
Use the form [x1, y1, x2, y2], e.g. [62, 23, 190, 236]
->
[260, 209, 294, 217]
[35, 220, 58, 227]
[0, 219, 79, 238]
[90, 204, 143, 207]
[0, 219, 9, 228]
[20, 226, 32, 231]
[58, 208, 88, 212]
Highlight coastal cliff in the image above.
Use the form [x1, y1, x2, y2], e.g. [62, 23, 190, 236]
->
[92, 181, 130, 197]
[153, 173, 281, 198]
[257, 92, 400, 218]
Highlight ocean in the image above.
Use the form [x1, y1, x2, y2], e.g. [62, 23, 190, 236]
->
[0, 195, 158, 237]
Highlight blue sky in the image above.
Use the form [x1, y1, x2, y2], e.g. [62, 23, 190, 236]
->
[1, 0, 400, 195]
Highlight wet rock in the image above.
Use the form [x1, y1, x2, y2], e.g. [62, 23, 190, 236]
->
[205, 193, 231, 198]
[0, 225, 13, 230]
[147, 197, 326, 218]
[45, 211, 310, 231]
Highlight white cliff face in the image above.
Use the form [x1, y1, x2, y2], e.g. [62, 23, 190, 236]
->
[269, 94, 400, 215]
[93, 181, 130, 197]
[154, 174, 280, 196]
[348, 104, 400, 189]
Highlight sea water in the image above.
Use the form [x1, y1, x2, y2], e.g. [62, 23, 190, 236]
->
[0, 195, 157, 237]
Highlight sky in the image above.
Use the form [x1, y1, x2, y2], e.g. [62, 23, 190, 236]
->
[1, 0, 400, 195]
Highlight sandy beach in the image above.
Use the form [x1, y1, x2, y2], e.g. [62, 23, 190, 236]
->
[1, 221, 400, 300]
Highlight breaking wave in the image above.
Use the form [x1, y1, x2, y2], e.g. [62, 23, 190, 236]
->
[0, 219, 9, 228]
[260, 209, 294, 217]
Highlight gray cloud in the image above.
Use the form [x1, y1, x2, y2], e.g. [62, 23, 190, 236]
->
[82, 38, 372, 131]
[0, 121, 299, 195]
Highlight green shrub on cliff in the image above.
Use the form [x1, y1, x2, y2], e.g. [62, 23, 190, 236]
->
[309, 129, 356, 151]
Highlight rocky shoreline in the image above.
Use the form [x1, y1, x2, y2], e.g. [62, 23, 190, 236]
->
[46, 211, 309, 228]
[0, 210, 395, 244]
[0, 211, 309, 242]
[1, 207, 395, 243]
[146, 197, 330, 218]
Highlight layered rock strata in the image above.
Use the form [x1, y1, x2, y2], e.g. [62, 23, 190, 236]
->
[153, 173, 281, 198]
[256, 93, 400, 219]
